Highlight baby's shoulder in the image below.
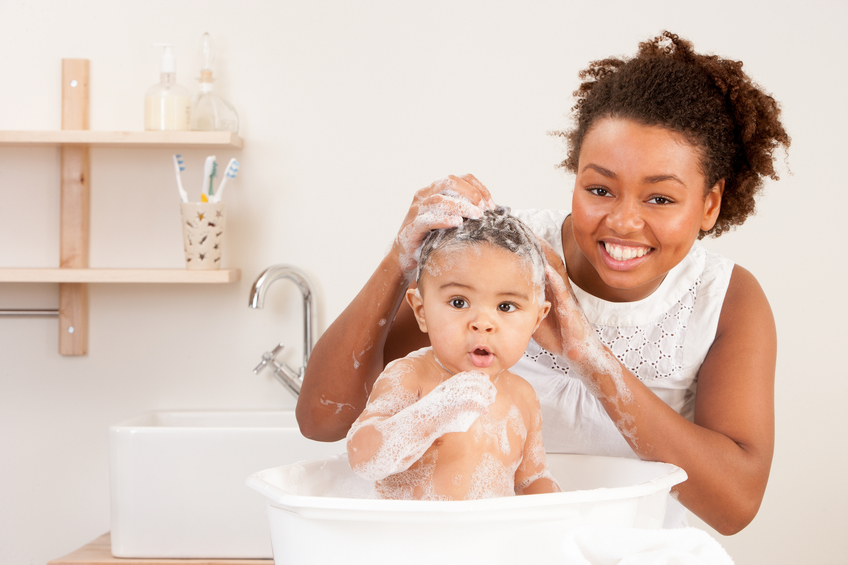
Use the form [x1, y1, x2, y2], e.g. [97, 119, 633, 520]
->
[377, 348, 440, 389]
[500, 370, 541, 406]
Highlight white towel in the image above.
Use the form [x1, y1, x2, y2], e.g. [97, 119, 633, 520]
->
[560, 525, 734, 564]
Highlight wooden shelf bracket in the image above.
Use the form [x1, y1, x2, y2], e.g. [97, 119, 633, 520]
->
[59, 58, 91, 355]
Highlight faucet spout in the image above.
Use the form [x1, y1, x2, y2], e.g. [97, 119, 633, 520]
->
[249, 265, 315, 396]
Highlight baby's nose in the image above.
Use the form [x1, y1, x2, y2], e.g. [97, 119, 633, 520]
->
[471, 318, 494, 332]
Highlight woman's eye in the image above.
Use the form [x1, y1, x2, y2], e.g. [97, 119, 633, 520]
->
[450, 298, 468, 309]
[649, 196, 673, 205]
[498, 302, 516, 313]
[588, 187, 610, 197]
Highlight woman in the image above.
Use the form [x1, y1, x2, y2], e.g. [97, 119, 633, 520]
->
[297, 31, 789, 535]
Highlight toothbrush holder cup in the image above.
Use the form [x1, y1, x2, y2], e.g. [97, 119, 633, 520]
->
[180, 202, 226, 270]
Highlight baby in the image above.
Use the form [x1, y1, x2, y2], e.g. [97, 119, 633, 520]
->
[346, 207, 561, 500]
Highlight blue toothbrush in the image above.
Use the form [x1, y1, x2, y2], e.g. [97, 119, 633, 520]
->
[172, 154, 188, 203]
[211, 158, 240, 203]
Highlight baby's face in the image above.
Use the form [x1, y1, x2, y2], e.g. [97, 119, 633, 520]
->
[409, 242, 550, 377]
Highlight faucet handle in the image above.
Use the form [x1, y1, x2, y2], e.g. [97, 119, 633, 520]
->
[253, 343, 286, 374]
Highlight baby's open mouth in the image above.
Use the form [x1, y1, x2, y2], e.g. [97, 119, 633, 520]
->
[470, 347, 494, 368]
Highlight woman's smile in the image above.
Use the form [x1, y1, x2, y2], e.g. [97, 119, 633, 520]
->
[600, 241, 653, 268]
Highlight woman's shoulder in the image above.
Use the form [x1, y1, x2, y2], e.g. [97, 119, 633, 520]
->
[719, 264, 774, 332]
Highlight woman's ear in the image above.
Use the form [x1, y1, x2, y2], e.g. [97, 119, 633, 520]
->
[701, 179, 724, 232]
[405, 287, 429, 334]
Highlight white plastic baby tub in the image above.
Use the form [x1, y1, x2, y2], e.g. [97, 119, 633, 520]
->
[247, 453, 687, 564]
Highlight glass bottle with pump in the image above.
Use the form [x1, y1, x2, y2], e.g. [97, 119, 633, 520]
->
[190, 33, 239, 133]
[145, 44, 191, 131]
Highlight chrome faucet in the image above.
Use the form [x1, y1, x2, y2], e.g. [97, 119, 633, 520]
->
[249, 265, 314, 397]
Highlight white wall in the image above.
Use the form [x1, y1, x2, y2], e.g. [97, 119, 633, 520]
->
[1, 1, 845, 563]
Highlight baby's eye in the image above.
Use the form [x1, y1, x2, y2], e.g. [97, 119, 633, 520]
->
[450, 298, 468, 309]
[498, 302, 516, 313]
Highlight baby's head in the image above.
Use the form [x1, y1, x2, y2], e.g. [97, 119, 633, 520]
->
[409, 207, 550, 376]
[417, 207, 547, 304]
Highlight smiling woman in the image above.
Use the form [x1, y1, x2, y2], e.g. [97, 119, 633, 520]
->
[299, 31, 790, 536]
[568, 119, 724, 302]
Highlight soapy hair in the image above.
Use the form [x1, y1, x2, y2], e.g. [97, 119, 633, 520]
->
[556, 31, 790, 238]
[417, 207, 546, 299]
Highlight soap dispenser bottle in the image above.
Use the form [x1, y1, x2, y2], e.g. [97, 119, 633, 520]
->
[145, 44, 191, 131]
[190, 33, 239, 133]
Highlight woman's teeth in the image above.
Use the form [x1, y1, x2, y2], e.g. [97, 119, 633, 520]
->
[604, 242, 650, 261]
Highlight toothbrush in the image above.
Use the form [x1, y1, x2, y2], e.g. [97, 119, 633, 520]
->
[211, 158, 239, 203]
[201, 155, 217, 202]
[172, 154, 188, 203]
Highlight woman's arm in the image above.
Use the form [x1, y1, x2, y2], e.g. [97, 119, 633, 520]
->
[536, 250, 775, 534]
[298, 175, 495, 441]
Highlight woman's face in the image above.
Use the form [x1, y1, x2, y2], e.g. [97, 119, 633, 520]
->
[569, 118, 723, 302]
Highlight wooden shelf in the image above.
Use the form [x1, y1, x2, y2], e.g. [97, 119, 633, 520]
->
[0, 130, 243, 148]
[48, 533, 272, 565]
[0, 59, 245, 355]
[0, 268, 241, 284]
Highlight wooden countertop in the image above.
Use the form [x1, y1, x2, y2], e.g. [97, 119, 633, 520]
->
[48, 534, 273, 565]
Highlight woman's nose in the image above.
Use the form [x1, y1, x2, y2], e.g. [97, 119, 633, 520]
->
[606, 197, 644, 234]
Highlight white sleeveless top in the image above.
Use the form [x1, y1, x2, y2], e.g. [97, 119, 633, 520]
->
[512, 209, 734, 526]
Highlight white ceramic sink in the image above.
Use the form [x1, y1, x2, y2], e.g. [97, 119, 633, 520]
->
[109, 410, 345, 558]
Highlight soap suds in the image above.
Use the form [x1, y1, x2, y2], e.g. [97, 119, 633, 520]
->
[480, 403, 525, 456]
[348, 367, 496, 482]
[467, 453, 515, 499]
[375, 451, 451, 501]
[515, 469, 559, 494]
[393, 182, 484, 277]
[416, 207, 546, 304]
[320, 396, 356, 415]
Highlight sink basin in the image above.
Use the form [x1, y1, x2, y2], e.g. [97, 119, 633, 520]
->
[109, 410, 345, 558]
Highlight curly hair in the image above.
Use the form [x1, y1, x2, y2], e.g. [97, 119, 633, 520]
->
[557, 31, 790, 237]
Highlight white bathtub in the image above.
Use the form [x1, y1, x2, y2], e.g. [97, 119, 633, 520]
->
[247, 453, 687, 564]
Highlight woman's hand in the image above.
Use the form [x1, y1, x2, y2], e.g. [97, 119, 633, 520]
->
[532, 238, 595, 360]
[393, 174, 496, 277]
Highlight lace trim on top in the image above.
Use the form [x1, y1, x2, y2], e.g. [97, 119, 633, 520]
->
[525, 277, 702, 382]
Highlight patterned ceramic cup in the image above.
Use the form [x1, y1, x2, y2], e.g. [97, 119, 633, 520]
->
[180, 202, 226, 270]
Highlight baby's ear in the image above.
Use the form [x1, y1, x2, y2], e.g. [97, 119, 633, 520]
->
[534, 300, 552, 332]
[405, 287, 429, 333]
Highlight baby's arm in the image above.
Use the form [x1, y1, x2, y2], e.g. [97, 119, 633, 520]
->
[346, 363, 496, 481]
[514, 385, 561, 495]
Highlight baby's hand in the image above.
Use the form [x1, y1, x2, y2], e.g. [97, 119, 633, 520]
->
[423, 370, 497, 434]
[394, 175, 496, 276]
